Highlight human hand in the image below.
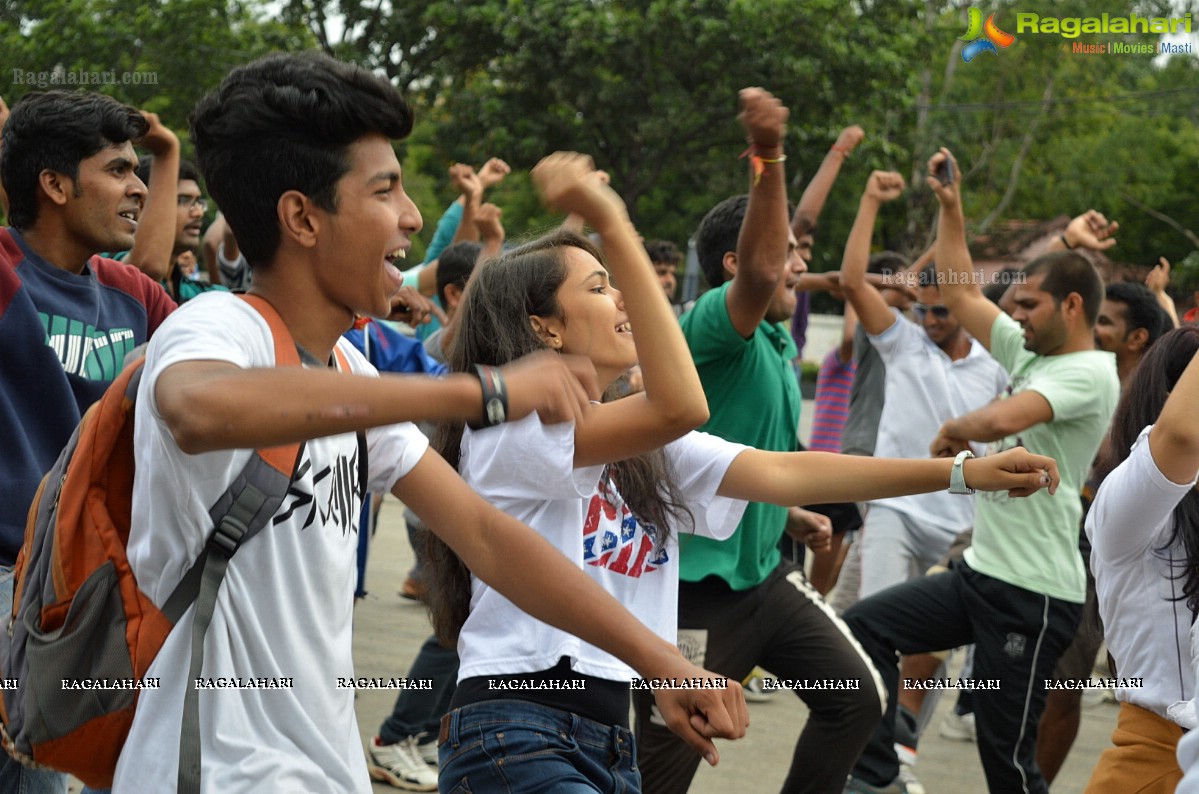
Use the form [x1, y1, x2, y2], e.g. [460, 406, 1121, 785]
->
[499, 351, 599, 425]
[1146, 257, 1172, 295]
[963, 447, 1059, 497]
[785, 507, 832, 552]
[863, 170, 906, 205]
[646, 657, 749, 767]
[139, 111, 179, 156]
[930, 430, 971, 459]
[449, 163, 483, 202]
[738, 87, 788, 152]
[833, 124, 865, 154]
[473, 202, 504, 244]
[175, 250, 197, 277]
[532, 152, 625, 229]
[926, 148, 960, 208]
[1063, 210, 1118, 251]
[385, 286, 446, 327]
[477, 157, 511, 190]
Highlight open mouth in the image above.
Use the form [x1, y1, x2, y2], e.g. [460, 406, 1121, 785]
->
[384, 247, 408, 266]
[615, 321, 632, 334]
[117, 209, 139, 226]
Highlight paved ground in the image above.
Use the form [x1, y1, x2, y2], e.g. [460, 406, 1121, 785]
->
[354, 496, 1119, 794]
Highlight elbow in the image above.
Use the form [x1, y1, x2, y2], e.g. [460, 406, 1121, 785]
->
[659, 398, 709, 437]
[129, 256, 170, 282]
[163, 410, 214, 455]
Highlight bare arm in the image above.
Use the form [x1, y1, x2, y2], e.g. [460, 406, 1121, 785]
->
[448, 164, 483, 245]
[1149, 346, 1199, 484]
[1147, 257, 1180, 329]
[397, 451, 748, 764]
[840, 171, 906, 336]
[154, 351, 596, 454]
[201, 215, 225, 285]
[790, 125, 863, 237]
[531, 153, 709, 466]
[1045, 210, 1119, 254]
[928, 148, 1000, 349]
[719, 445, 1058, 505]
[932, 390, 1054, 455]
[838, 303, 858, 364]
[125, 112, 179, 281]
[474, 202, 505, 261]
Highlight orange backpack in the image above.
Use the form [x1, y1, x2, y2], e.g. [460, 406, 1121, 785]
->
[0, 295, 341, 790]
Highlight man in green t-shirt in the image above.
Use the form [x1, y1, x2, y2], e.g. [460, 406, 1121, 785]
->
[632, 89, 888, 794]
[842, 149, 1119, 794]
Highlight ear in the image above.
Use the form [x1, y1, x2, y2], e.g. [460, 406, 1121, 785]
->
[1063, 292, 1086, 323]
[277, 190, 321, 249]
[1126, 326, 1150, 353]
[38, 169, 72, 207]
[529, 314, 564, 349]
[444, 283, 464, 312]
[722, 251, 738, 280]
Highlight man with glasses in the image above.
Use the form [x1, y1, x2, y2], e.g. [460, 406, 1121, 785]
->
[839, 171, 1008, 793]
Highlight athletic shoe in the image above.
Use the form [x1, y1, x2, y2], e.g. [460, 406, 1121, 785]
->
[897, 764, 926, 794]
[368, 736, 438, 791]
[844, 774, 918, 793]
[416, 737, 438, 767]
[939, 709, 977, 742]
[742, 667, 777, 702]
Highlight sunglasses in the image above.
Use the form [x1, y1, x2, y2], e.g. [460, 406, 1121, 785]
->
[912, 303, 951, 321]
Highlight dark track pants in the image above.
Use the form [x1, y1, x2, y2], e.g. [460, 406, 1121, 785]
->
[844, 560, 1081, 794]
[633, 561, 886, 794]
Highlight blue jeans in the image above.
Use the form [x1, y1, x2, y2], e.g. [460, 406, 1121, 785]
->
[379, 636, 458, 744]
[0, 565, 67, 794]
[438, 700, 639, 793]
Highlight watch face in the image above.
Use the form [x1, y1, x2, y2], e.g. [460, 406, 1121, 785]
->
[486, 397, 505, 426]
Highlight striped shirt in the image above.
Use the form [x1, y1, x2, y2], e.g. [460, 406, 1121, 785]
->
[809, 348, 855, 452]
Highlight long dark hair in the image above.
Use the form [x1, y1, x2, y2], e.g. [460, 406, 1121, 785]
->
[425, 228, 692, 645]
[1093, 325, 1199, 615]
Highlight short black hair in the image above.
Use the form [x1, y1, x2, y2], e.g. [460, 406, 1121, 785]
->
[1106, 281, 1167, 347]
[918, 263, 939, 289]
[1023, 251, 1105, 326]
[436, 241, 483, 306]
[190, 51, 414, 268]
[695, 195, 748, 289]
[982, 267, 1023, 304]
[644, 239, 682, 267]
[136, 155, 201, 187]
[867, 251, 908, 277]
[1, 91, 148, 230]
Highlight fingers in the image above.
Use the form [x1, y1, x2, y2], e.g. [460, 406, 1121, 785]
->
[738, 87, 788, 149]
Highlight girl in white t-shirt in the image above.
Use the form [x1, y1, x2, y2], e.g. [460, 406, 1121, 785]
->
[1086, 326, 1199, 793]
[424, 151, 1060, 793]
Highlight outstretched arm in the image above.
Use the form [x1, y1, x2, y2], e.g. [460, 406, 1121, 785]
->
[719, 445, 1058, 505]
[1149, 345, 1199, 484]
[398, 452, 748, 765]
[839, 171, 906, 336]
[726, 87, 791, 338]
[1045, 210, 1118, 254]
[928, 148, 1001, 348]
[790, 125, 863, 237]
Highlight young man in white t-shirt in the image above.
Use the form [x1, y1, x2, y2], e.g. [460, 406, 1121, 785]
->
[114, 52, 746, 793]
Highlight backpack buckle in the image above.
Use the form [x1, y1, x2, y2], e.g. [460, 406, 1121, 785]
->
[210, 515, 249, 557]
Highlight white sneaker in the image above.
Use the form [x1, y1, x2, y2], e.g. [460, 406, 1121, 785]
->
[742, 667, 778, 703]
[897, 764, 926, 794]
[939, 709, 977, 742]
[417, 737, 438, 767]
[368, 735, 438, 791]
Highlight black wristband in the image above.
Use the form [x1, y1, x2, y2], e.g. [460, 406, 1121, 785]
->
[470, 365, 508, 429]
[1059, 233, 1075, 250]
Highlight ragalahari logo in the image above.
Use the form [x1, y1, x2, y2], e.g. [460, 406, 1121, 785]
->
[960, 8, 1016, 61]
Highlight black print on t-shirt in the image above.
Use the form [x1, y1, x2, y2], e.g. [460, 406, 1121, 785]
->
[274, 445, 361, 536]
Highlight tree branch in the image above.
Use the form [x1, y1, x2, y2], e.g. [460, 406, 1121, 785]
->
[1119, 191, 1199, 249]
[978, 75, 1055, 232]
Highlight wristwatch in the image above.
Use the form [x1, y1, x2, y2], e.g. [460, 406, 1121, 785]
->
[949, 450, 976, 495]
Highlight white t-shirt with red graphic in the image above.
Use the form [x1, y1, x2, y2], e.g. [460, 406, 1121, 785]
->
[455, 414, 748, 682]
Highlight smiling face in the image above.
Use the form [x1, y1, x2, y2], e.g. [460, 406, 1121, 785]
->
[764, 230, 808, 323]
[310, 134, 422, 320]
[61, 141, 146, 254]
[916, 284, 962, 349]
[537, 246, 636, 385]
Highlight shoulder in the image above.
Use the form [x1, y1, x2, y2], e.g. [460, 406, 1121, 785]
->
[91, 256, 177, 322]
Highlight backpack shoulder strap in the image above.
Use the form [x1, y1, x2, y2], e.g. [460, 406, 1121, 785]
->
[172, 293, 306, 794]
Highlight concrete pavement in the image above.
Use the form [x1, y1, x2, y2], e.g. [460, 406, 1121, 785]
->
[355, 496, 1118, 794]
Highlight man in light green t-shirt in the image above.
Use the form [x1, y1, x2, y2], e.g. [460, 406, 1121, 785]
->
[842, 149, 1119, 794]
